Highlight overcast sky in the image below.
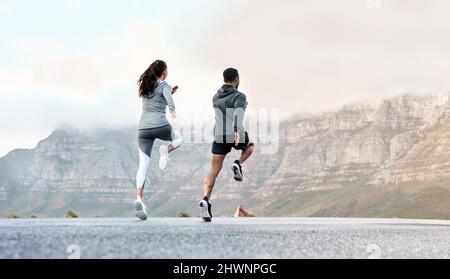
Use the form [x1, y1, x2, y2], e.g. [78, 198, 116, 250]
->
[1, 0, 450, 157]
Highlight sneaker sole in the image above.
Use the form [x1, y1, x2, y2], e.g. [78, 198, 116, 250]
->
[159, 146, 169, 170]
[231, 164, 243, 182]
[134, 201, 148, 221]
[199, 201, 212, 222]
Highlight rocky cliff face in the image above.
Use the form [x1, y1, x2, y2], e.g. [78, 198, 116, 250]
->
[1, 92, 450, 219]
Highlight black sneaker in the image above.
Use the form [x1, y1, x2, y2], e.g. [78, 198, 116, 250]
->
[199, 198, 212, 222]
[231, 160, 244, 182]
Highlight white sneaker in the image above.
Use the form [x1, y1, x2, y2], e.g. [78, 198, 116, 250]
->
[159, 145, 169, 170]
[198, 199, 212, 222]
[134, 199, 148, 221]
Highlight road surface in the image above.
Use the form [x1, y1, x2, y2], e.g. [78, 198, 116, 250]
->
[0, 218, 449, 259]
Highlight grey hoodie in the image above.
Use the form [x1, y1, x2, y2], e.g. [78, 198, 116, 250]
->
[213, 85, 248, 143]
[138, 80, 175, 130]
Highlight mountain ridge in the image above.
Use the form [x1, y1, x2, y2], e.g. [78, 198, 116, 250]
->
[2, 91, 450, 219]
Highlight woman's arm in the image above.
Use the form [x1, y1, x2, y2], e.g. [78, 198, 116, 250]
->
[162, 85, 176, 118]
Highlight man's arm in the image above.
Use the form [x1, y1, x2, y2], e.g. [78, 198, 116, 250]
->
[233, 93, 247, 145]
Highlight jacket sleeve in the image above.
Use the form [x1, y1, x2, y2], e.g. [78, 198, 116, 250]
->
[162, 84, 176, 111]
[233, 93, 247, 133]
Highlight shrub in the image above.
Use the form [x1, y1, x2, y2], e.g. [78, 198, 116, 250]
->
[6, 213, 20, 219]
[177, 211, 191, 218]
[30, 214, 39, 219]
[65, 210, 79, 218]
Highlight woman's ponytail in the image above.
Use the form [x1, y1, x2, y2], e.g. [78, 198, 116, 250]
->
[138, 60, 167, 98]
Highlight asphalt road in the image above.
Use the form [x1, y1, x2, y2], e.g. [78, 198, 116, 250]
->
[0, 217, 449, 259]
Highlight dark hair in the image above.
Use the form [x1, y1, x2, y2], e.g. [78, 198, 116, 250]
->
[138, 60, 167, 98]
[223, 68, 239, 83]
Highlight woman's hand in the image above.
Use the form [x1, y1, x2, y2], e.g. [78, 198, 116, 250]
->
[170, 109, 177, 119]
[172, 86, 179, 94]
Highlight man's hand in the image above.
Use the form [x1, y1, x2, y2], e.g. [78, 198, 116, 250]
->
[172, 86, 179, 94]
[234, 132, 240, 146]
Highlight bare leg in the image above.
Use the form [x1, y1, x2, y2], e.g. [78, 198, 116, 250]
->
[168, 144, 175, 153]
[239, 142, 254, 164]
[203, 155, 226, 200]
[136, 188, 144, 200]
[168, 130, 182, 153]
[159, 130, 182, 169]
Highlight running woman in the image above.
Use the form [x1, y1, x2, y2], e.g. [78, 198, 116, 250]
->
[199, 68, 254, 222]
[135, 60, 183, 221]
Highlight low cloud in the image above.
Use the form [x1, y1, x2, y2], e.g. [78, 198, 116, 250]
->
[0, 19, 219, 156]
[2, 0, 450, 156]
[198, 0, 450, 116]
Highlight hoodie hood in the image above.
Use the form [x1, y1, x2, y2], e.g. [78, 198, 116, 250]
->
[216, 84, 238, 99]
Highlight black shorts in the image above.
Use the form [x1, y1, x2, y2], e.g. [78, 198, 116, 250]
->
[212, 132, 251, 155]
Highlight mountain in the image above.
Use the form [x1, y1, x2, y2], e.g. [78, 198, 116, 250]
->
[1, 91, 450, 219]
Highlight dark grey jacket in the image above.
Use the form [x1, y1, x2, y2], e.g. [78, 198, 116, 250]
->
[213, 85, 248, 143]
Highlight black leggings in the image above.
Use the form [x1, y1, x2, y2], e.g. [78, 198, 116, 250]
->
[138, 124, 173, 157]
[136, 124, 183, 189]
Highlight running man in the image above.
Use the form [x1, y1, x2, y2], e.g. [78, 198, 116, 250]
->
[135, 60, 183, 221]
[199, 68, 254, 222]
